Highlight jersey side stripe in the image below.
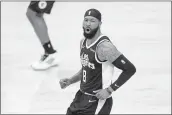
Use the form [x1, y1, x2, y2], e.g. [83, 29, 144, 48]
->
[95, 99, 106, 114]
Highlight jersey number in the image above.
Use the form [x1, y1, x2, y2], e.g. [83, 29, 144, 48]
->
[38, 1, 47, 9]
[83, 70, 86, 82]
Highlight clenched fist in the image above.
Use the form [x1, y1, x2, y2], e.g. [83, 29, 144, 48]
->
[59, 78, 71, 89]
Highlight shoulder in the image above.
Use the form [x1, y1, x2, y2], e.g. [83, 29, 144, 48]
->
[96, 40, 115, 57]
[80, 38, 85, 46]
[97, 35, 111, 46]
[99, 35, 110, 42]
[97, 39, 115, 51]
[96, 38, 122, 62]
[80, 38, 85, 49]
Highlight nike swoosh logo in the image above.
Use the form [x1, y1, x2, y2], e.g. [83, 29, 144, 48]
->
[89, 100, 97, 103]
[115, 84, 120, 88]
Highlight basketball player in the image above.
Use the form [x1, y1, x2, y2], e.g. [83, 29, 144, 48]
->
[59, 8, 136, 115]
[26, 1, 58, 70]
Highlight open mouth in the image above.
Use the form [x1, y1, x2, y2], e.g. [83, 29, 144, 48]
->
[86, 28, 91, 33]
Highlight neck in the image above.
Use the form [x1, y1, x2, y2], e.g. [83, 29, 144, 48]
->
[87, 29, 102, 45]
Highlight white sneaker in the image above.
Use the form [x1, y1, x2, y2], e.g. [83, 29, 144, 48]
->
[31, 52, 59, 70]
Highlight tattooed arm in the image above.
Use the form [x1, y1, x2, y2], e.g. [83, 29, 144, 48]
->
[97, 41, 136, 92]
[96, 41, 121, 63]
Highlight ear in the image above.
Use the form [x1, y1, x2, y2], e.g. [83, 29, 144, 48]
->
[99, 21, 102, 26]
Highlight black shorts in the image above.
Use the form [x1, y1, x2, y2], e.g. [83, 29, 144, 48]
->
[28, 1, 55, 14]
[66, 90, 113, 115]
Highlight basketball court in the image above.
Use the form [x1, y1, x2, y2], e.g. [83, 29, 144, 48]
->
[1, 2, 171, 114]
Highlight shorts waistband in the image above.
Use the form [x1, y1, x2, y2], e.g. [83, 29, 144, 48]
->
[80, 89, 96, 97]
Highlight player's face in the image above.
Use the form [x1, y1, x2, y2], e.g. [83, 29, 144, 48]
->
[83, 16, 101, 39]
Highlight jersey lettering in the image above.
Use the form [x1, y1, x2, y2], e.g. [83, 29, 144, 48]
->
[81, 53, 95, 69]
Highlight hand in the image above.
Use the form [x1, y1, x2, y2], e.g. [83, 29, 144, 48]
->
[94, 88, 112, 100]
[59, 78, 71, 89]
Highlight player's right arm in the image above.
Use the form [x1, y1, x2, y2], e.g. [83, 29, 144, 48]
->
[69, 69, 82, 84]
[68, 38, 85, 83]
[59, 69, 82, 89]
[67, 38, 85, 84]
[59, 39, 84, 89]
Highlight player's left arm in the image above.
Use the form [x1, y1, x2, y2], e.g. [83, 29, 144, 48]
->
[97, 41, 136, 93]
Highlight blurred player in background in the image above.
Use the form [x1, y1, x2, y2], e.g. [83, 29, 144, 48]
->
[26, 1, 59, 70]
[59, 8, 136, 115]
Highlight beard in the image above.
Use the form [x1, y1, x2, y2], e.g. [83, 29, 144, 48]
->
[83, 26, 99, 39]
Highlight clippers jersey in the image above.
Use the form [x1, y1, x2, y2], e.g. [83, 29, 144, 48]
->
[80, 35, 114, 95]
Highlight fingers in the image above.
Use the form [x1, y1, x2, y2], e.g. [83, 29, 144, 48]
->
[93, 89, 102, 99]
[59, 79, 69, 89]
[96, 93, 104, 100]
[95, 90, 104, 100]
[61, 85, 67, 89]
[60, 78, 68, 82]
[95, 93, 101, 99]
[95, 89, 110, 100]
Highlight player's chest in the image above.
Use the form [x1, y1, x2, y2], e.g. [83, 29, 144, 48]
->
[80, 47, 97, 69]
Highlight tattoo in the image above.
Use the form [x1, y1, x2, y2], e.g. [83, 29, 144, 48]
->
[97, 41, 121, 63]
